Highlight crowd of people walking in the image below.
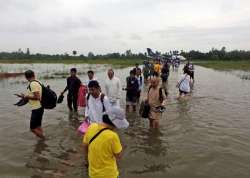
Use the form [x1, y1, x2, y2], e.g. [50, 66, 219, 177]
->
[15, 59, 194, 178]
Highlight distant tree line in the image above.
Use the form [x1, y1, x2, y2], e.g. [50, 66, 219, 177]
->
[0, 47, 250, 61]
[0, 49, 146, 61]
[180, 47, 250, 61]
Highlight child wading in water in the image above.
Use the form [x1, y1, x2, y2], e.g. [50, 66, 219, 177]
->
[147, 73, 167, 128]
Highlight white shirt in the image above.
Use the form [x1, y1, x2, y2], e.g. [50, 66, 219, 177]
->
[85, 93, 111, 123]
[104, 76, 121, 103]
[178, 74, 191, 92]
[86, 77, 98, 86]
[136, 75, 144, 90]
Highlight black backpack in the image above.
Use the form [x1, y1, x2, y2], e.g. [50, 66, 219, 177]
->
[28, 80, 57, 109]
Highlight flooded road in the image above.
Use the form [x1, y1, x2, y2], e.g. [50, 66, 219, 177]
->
[0, 64, 250, 178]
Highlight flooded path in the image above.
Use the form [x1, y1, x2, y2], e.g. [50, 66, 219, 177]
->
[0, 64, 250, 178]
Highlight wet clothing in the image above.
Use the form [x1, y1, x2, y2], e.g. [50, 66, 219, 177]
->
[83, 123, 122, 178]
[179, 89, 188, 95]
[125, 76, 139, 105]
[178, 74, 191, 93]
[63, 76, 81, 111]
[30, 107, 44, 129]
[67, 94, 78, 111]
[148, 86, 166, 120]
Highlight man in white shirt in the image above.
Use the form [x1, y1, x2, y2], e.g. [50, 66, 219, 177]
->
[85, 80, 111, 123]
[104, 69, 122, 107]
[86, 70, 97, 86]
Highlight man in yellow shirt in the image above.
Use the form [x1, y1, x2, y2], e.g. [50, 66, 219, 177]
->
[154, 60, 162, 74]
[16, 70, 44, 139]
[83, 106, 129, 178]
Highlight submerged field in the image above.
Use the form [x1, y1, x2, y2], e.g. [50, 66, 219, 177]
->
[1, 58, 250, 71]
[0, 58, 143, 67]
[1, 63, 250, 178]
[194, 60, 250, 71]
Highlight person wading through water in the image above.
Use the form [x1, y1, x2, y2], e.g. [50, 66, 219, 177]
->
[83, 106, 129, 178]
[124, 70, 139, 112]
[147, 72, 167, 129]
[176, 66, 193, 99]
[16, 70, 45, 139]
[61, 68, 81, 113]
[104, 69, 122, 107]
[85, 80, 111, 123]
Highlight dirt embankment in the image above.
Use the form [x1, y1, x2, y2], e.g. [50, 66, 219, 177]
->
[0, 72, 24, 78]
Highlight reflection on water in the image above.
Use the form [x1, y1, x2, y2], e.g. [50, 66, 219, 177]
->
[33, 140, 48, 154]
[0, 64, 250, 178]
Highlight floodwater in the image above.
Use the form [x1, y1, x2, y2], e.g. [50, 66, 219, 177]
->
[0, 63, 250, 178]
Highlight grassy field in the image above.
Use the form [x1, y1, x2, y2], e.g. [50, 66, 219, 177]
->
[194, 60, 250, 71]
[0, 58, 143, 67]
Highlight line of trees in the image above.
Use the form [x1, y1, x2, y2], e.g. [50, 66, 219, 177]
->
[180, 47, 250, 61]
[0, 49, 146, 61]
[0, 47, 250, 61]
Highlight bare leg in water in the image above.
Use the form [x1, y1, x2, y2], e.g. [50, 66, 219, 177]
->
[149, 119, 153, 128]
[31, 127, 45, 139]
[150, 120, 158, 129]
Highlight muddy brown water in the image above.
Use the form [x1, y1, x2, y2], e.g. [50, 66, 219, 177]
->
[0, 64, 250, 178]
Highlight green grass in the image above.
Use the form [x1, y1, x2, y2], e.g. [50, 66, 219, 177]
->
[0, 58, 143, 67]
[194, 60, 250, 71]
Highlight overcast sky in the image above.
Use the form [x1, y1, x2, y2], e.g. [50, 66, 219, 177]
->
[0, 0, 250, 54]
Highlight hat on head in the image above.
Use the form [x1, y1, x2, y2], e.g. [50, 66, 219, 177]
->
[105, 106, 129, 129]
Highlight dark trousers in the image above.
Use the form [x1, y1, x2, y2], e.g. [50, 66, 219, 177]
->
[67, 93, 78, 111]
